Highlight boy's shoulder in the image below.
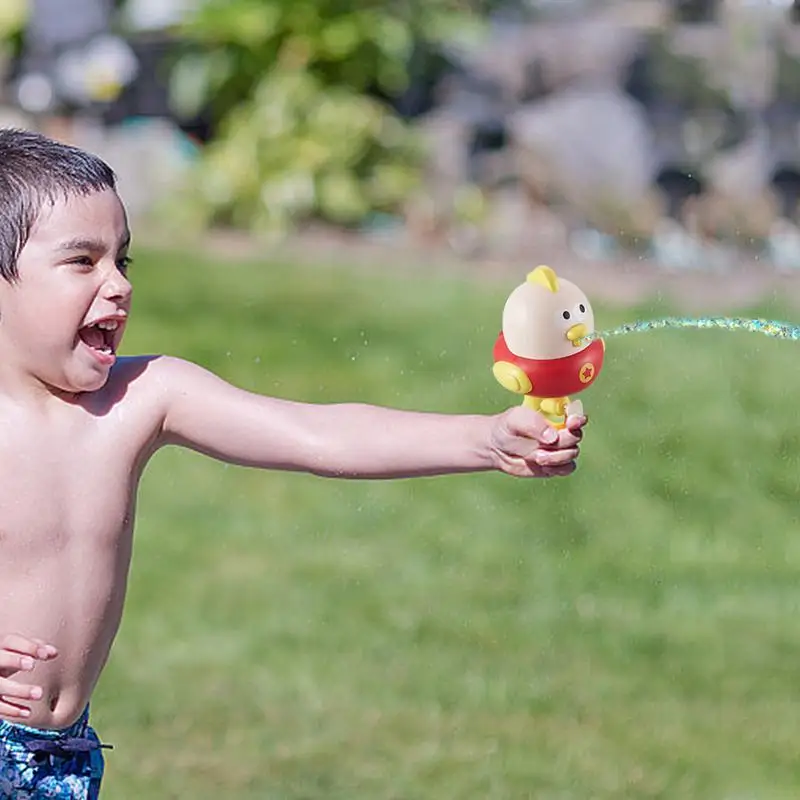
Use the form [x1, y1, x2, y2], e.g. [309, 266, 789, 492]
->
[104, 353, 198, 389]
[99, 355, 226, 408]
[108, 353, 202, 379]
[86, 354, 198, 414]
[90, 355, 245, 444]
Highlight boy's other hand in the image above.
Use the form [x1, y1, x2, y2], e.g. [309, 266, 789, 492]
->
[489, 406, 587, 478]
[0, 633, 58, 719]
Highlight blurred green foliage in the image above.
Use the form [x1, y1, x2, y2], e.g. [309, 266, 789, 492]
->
[170, 0, 481, 234]
[0, 0, 26, 39]
[0, 0, 25, 69]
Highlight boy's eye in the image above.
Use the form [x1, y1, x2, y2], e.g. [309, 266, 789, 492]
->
[68, 256, 95, 269]
[117, 256, 133, 273]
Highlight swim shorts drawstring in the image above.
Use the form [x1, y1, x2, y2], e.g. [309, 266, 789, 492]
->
[24, 735, 113, 763]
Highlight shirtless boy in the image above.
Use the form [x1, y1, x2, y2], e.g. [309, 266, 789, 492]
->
[0, 128, 587, 798]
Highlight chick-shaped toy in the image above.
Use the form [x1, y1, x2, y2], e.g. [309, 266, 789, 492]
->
[492, 265, 604, 427]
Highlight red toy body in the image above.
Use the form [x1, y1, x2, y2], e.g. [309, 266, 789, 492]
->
[493, 333, 605, 399]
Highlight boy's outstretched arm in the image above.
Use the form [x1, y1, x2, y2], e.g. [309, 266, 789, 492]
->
[153, 357, 586, 479]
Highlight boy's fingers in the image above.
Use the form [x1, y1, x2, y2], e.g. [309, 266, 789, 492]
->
[566, 414, 588, 433]
[564, 417, 587, 442]
[542, 462, 577, 477]
[531, 446, 579, 467]
[0, 634, 57, 661]
[0, 678, 43, 701]
[28, 638, 58, 658]
[545, 417, 586, 448]
[551, 427, 582, 450]
[0, 697, 32, 719]
[1, 634, 38, 654]
[533, 416, 587, 452]
[506, 409, 589, 454]
[0, 651, 35, 674]
[505, 408, 559, 445]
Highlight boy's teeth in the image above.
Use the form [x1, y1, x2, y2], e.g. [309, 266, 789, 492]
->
[97, 320, 118, 330]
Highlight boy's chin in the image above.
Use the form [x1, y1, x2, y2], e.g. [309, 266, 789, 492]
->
[55, 365, 113, 395]
[75, 375, 111, 393]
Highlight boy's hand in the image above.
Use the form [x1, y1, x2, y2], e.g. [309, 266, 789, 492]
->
[0, 633, 58, 718]
[489, 406, 587, 478]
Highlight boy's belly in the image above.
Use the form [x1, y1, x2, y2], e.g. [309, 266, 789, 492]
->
[14, 674, 95, 730]
[0, 551, 129, 730]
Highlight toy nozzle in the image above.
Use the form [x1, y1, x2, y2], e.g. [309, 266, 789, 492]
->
[566, 323, 587, 346]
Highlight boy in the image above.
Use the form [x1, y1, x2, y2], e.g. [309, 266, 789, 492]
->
[0, 128, 586, 799]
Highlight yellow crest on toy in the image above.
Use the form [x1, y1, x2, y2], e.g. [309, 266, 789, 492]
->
[526, 265, 559, 293]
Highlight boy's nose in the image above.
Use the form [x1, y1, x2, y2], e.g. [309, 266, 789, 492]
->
[103, 271, 133, 302]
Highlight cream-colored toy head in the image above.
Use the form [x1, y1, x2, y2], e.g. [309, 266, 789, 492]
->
[502, 265, 594, 359]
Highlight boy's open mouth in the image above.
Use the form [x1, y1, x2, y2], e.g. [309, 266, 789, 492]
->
[78, 319, 120, 356]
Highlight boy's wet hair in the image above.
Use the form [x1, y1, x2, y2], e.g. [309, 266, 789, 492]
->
[0, 128, 117, 281]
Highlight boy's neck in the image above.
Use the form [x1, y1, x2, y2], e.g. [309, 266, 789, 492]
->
[0, 360, 82, 411]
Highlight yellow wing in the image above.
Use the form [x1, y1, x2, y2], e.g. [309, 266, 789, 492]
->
[492, 361, 533, 394]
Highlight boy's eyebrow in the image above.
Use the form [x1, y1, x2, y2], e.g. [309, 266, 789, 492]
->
[55, 233, 132, 253]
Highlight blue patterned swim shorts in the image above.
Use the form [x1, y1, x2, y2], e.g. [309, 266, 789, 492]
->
[0, 706, 110, 799]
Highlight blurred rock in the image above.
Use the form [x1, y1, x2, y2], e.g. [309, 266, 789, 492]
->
[650, 217, 731, 271]
[454, 17, 646, 102]
[767, 218, 800, 272]
[409, 110, 474, 239]
[480, 185, 568, 258]
[407, 2, 800, 267]
[569, 227, 620, 261]
[508, 85, 657, 229]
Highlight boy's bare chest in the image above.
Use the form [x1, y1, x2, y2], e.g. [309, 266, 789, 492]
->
[0, 419, 143, 551]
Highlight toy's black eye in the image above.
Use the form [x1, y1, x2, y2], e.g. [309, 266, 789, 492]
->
[579, 304, 586, 313]
[562, 310, 571, 320]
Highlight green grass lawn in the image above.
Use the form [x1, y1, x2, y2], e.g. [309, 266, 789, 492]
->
[94, 246, 800, 799]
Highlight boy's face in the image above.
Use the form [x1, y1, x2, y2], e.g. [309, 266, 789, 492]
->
[0, 188, 133, 395]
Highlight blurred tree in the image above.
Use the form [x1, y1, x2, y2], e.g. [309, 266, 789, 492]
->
[168, 0, 487, 234]
[0, 0, 27, 73]
[0, 0, 27, 39]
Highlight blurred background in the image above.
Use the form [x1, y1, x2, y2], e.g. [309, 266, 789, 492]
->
[4, 2, 800, 798]
[2, 0, 800, 274]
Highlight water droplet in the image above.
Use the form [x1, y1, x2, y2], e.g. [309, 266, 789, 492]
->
[594, 317, 800, 342]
